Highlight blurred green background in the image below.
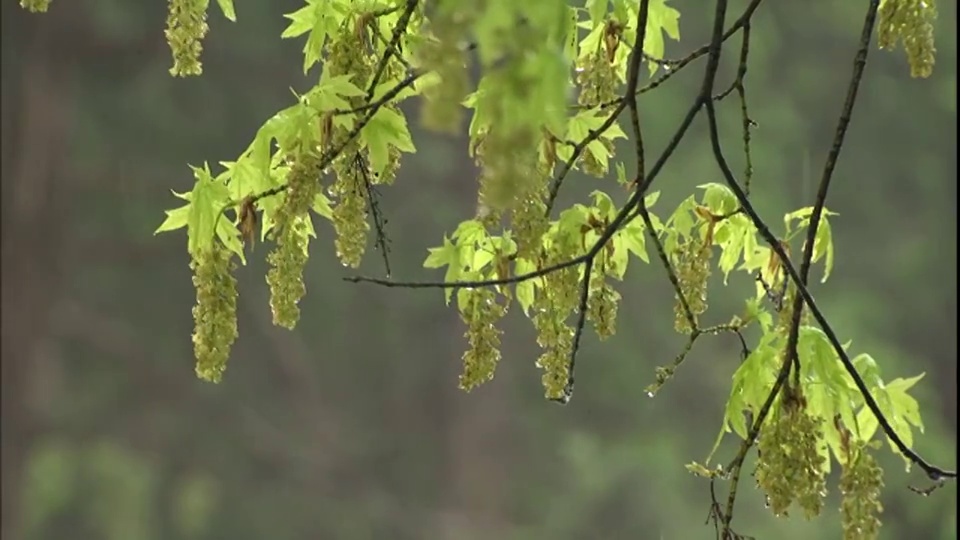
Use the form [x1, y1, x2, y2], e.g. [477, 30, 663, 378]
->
[1, 1, 955, 539]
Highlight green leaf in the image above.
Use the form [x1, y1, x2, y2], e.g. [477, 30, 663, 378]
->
[281, 2, 316, 38]
[666, 195, 696, 238]
[851, 353, 883, 390]
[886, 373, 925, 394]
[453, 220, 487, 243]
[565, 109, 627, 173]
[557, 205, 590, 243]
[360, 107, 417, 177]
[587, 0, 608, 27]
[312, 193, 333, 220]
[215, 0, 236, 21]
[698, 182, 738, 215]
[155, 205, 190, 235]
[186, 164, 231, 257]
[257, 187, 283, 241]
[857, 403, 880, 442]
[608, 234, 629, 279]
[799, 326, 850, 393]
[578, 24, 605, 62]
[281, 0, 339, 73]
[590, 190, 617, 221]
[615, 162, 629, 185]
[424, 236, 458, 269]
[515, 257, 537, 316]
[424, 235, 464, 305]
[526, 49, 571, 136]
[471, 242, 495, 271]
[155, 190, 192, 235]
[267, 103, 317, 154]
[644, 191, 661, 208]
[783, 206, 839, 232]
[813, 216, 835, 283]
[308, 74, 366, 112]
[886, 374, 925, 434]
[716, 216, 749, 284]
[643, 0, 681, 74]
[621, 222, 648, 263]
[216, 219, 246, 265]
[221, 156, 269, 199]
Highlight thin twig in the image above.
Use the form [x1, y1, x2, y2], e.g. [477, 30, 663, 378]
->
[553, 257, 594, 403]
[639, 201, 695, 327]
[375, 27, 414, 73]
[733, 23, 755, 196]
[355, 153, 392, 277]
[365, 0, 418, 100]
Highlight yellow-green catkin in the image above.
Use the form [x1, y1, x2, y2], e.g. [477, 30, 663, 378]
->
[265, 217, 311, 330]
[840, 443, 884, 540]
[878, 0, 937, 78]
[191, 243, 239, 382]
[586, 268, 621, 340]
[673, 238, 711, 334]
[531, 236, 581, 400]
[755, 399, 828, 519]
[458, 288, 506, 391]
[165, 0, 209, 77]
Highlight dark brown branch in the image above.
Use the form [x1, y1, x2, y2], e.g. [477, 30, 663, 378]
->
[638, 201, 695, 327]
[347, 252, 587, 289]
[733, 23, 755, 196]
[365, 0, 418, 100]
[553, 257, 594, 403]
[355, 152, 392, 277]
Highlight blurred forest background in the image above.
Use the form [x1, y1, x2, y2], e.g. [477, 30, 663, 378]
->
[1, 1, 956, 539]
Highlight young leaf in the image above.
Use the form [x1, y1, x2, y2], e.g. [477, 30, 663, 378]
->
[155, 202, 191, 235]
[424, 236, 463, 305]
[308, 74, 365, 112]
[312, 193, 333, 220]
[515, 257, 538, 316]
[641, 0, 681, 74]
[186, 164, 231, 257]
[698, 182, 737, 215]
[221, 157, 269, 199]
[215, 0, 236, 21]
[281, 0, 339, 73]
[621, 222, 649, 263]
[812, 216, 835, 282]
[587, 0, 608, 27]
[217, 218, 246, 265]
[360, 107, 417, 177]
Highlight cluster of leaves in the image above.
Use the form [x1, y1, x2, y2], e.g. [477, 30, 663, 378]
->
[21, 0, 952, 537]
[145, 0, 942, 537]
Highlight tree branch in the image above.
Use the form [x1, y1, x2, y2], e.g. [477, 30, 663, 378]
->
[703, 0, 955, 532]
[365, 0, 418, 100]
